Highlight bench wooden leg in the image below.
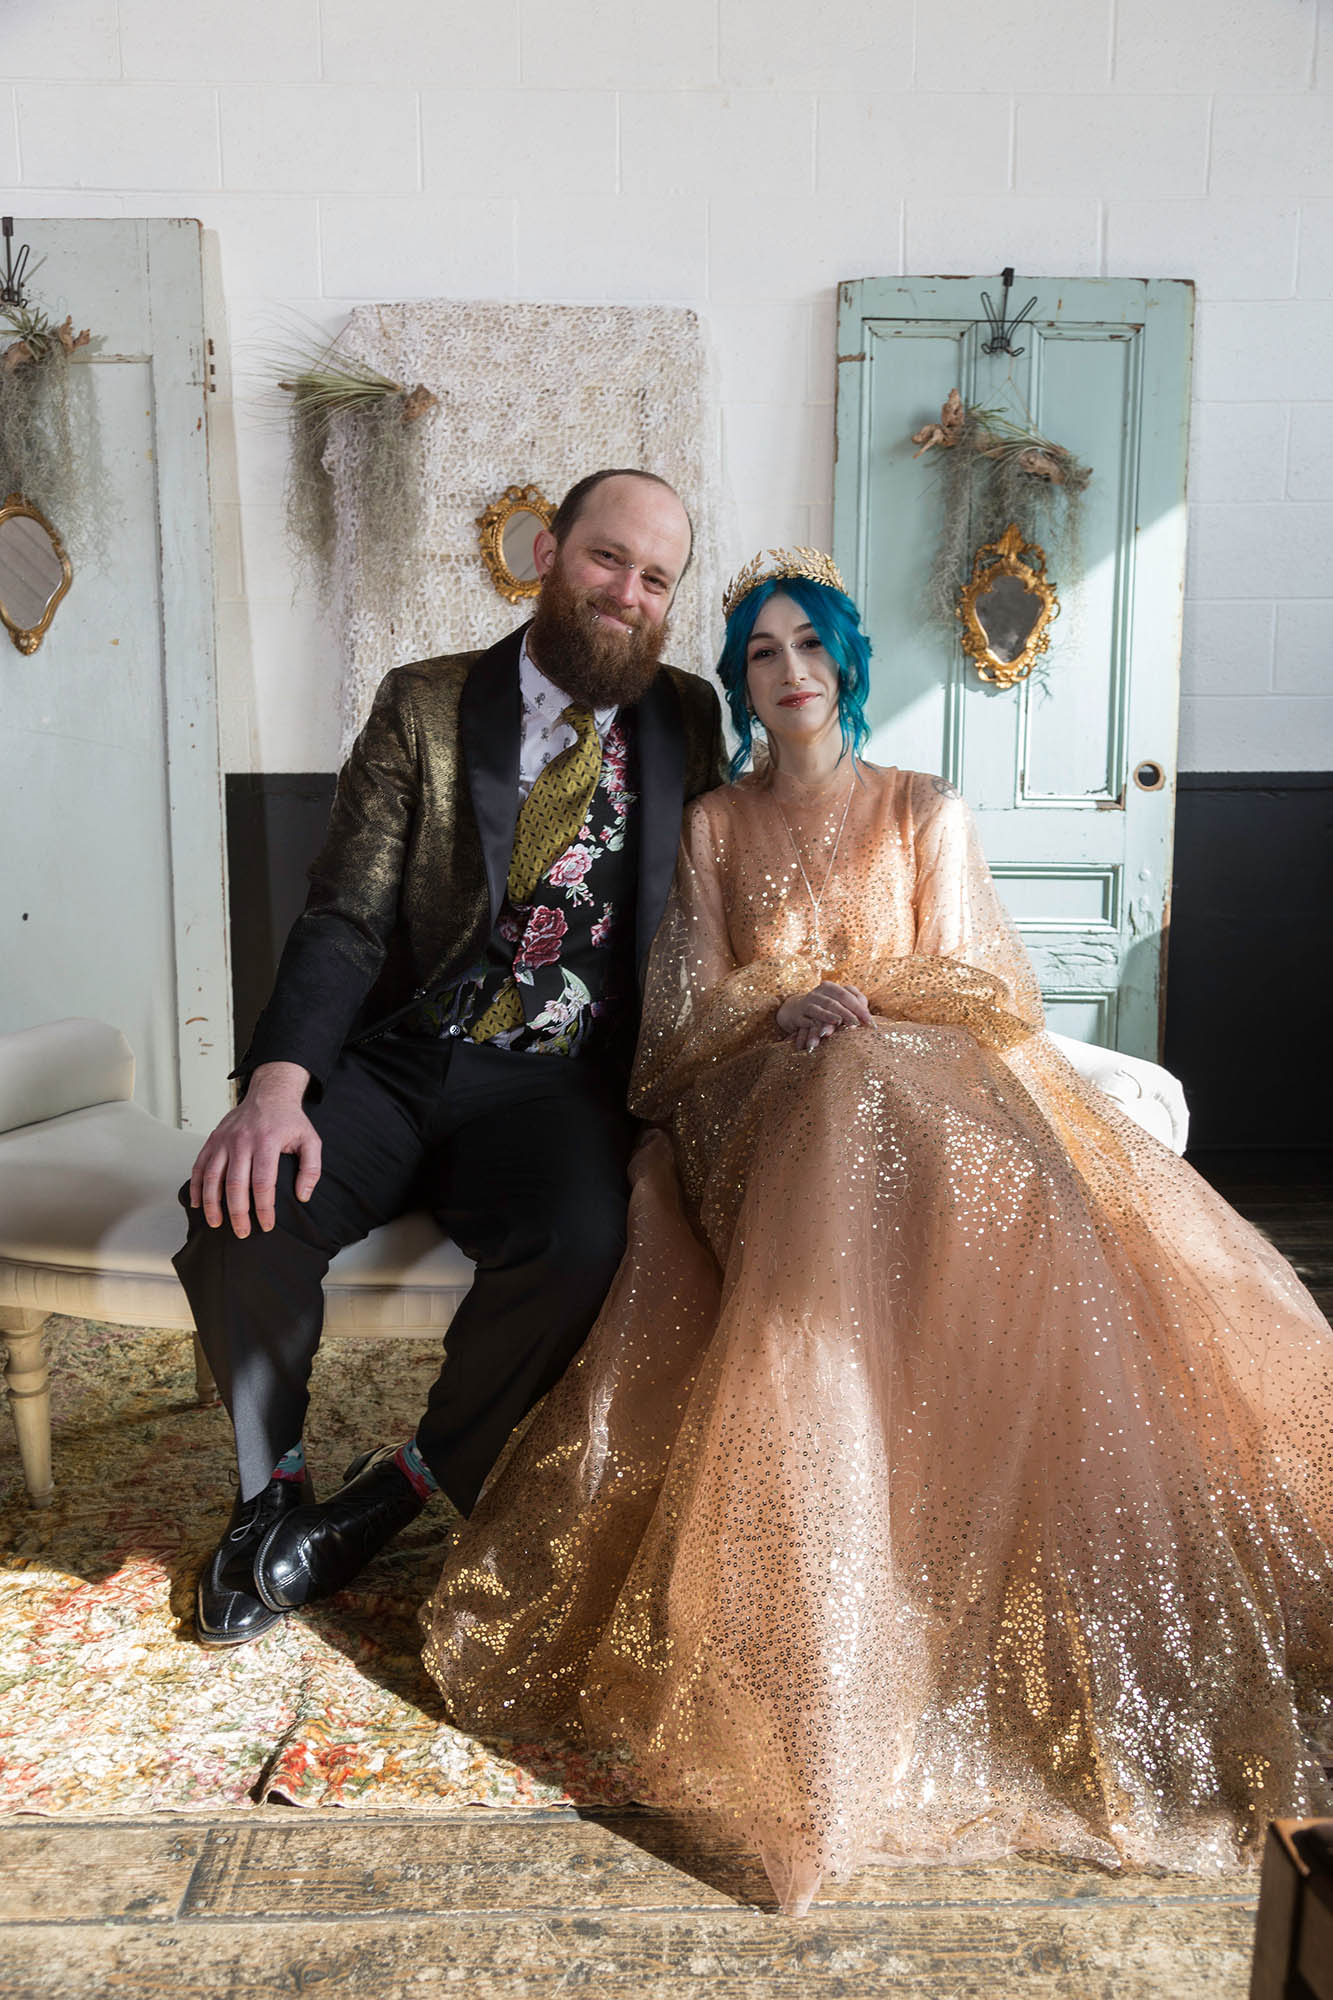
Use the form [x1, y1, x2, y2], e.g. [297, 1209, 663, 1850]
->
[191, 1331, 219, 1407]
[0, 1309, 53, 1508]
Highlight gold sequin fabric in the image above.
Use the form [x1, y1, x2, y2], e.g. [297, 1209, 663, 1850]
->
[422, 764, 1333, 1916]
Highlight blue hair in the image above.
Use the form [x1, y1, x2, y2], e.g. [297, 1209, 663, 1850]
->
[715, 574, 872, 781]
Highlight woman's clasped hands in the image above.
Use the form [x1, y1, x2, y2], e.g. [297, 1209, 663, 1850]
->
[775, 981, 874, 1055]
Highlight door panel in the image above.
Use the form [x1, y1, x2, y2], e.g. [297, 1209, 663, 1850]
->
[834, 276, 1193, 1059]
[7, 359, 177, 1116]
[1040, 993, 1118, 1043]
[0, 219, 228, 1125]
[1018, 326, 1139, 804]
[991, 865, 1120, 930]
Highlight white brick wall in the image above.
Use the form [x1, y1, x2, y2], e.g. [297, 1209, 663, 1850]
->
[422, 92, 617, 197]
[1, 0, 1329, 771]
[18, 84, 222, 188]
[219, 87, 419, 195]
[119, 1, 321, 85]
[320, 0, 519, 87]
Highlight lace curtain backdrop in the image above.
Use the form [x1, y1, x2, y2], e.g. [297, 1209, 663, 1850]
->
[322, 302, 732, 756]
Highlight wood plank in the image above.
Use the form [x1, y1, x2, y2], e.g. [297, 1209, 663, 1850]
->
[178, 1812, 1259, 1919]
[0, 1824, 207, 1923]
[147, 216, 231, 1128]
[0, 1903, 1259, 2000]
[4, 1814, 1258, 1922]
[180, 1812, 755, 1916]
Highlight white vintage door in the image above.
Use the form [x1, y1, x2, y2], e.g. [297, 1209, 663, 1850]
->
[0, 218, 228, 1126]
[833, 276, 1193, 1058]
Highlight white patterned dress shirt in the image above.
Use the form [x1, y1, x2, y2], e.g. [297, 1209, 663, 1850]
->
[517, 631, 617, 802]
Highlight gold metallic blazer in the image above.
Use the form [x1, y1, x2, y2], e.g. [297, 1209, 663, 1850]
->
[241, 624, 728, 1090]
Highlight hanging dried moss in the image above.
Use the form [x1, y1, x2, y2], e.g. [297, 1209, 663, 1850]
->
[912, 392, 1092, 633]
[278, 341, 437, 605]
[0, 306, 106, 562]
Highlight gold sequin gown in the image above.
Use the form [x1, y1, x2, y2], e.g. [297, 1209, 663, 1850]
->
[422, 764, 1333, 1915]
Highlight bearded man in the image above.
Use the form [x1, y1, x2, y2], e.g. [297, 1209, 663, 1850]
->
[176, 468, 726, 1648]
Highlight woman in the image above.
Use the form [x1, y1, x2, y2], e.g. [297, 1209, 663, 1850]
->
[423, 550, 1333, 1915]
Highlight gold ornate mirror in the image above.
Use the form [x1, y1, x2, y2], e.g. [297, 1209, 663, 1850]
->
[477, 484, 554, 603]
[957, 522, 1059, 689]
[0, 493, 72, 654]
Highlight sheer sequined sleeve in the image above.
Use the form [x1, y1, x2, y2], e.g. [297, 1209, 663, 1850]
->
[631, 797, 790, 1122]
[857, 780, 1045, 1052]
[633, 778, 1047, 1125]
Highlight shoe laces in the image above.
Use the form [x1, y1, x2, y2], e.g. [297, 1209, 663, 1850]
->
[228, 1479, 297, 1542]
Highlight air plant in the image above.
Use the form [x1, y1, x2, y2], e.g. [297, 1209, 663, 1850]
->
[275, 334, 437, 582]
[278, 350, 434, 434]
[0, 301, 103, 561]
[910, 390, 1092, 632]
[1, 303, 92, 373]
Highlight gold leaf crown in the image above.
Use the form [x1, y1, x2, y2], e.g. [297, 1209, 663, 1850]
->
[721, 546, 848, 623]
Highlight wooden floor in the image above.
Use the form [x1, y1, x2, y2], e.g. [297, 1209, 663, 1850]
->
[1, 1150, 1327, 2000]
[0, 1813, 1264, 1999]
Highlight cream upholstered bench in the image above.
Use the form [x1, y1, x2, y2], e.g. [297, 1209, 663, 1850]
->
[1046, 1028, 1188, 1156]
[0, 1018, 475, 1507]
[0, 1016, 1188, 1509]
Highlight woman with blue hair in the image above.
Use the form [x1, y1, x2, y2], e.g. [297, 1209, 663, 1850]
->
[425, 551, 1333, 1915]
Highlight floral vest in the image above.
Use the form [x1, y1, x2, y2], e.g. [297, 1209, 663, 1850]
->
[412, 717, 640, 1060]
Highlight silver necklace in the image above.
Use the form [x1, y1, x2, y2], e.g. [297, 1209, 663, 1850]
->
[774, 769, 856, 969]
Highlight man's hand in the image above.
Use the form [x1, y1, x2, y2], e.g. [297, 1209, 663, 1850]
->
[775, 982, 874, 1055]
[188, 1062, 320, 1237]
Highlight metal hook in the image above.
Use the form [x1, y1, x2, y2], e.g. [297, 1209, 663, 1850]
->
[979, 266, 1039, 358]
[1, 218, 32, 310]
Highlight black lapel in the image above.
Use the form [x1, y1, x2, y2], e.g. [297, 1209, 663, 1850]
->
[459, 624, 525, 930]
[632, 670, 687, 969]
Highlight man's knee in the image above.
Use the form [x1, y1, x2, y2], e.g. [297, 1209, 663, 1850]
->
[503, 1182, 628, 1299]
[559, 1193, 627, 1279]
[174, 1154, 317, 1264]
[175, 1181, 215, 1267]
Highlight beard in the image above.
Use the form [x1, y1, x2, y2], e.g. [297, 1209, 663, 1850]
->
[528, 559, 669, 709]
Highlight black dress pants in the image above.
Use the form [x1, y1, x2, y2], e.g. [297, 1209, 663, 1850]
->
[173, 1034, 635, 1514]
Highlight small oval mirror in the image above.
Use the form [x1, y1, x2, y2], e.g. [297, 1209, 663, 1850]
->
[973, 574, 1042, 665]
[0, 494, 72, 654]
[500, 507, 546, 586]
[477, 484, 555, 603]
[956, 523, 1059, 690]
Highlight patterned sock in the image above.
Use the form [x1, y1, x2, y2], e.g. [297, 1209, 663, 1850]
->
[271, 1442, 306, 1484]
[394, 1437, 439, 1503]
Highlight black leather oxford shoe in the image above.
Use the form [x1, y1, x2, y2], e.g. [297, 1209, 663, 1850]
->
[194, 1473, 314, 1648]
[252, 1446, 425, 1612]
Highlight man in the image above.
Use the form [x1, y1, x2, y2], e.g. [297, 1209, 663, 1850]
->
[176, 468, 726, 1648]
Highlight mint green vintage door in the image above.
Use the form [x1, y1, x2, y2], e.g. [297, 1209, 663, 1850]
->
[833, 276, 1193, 1059]
[0, 219, 228, 1125]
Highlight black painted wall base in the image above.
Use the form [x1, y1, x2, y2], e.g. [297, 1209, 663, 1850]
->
[225, 774, 337, 1071]
[226, 769, 1333, 1151]
[1165, 772, 1332, 1153]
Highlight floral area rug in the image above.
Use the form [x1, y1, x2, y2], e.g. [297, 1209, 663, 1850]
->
[0, 1317, 635, 1817]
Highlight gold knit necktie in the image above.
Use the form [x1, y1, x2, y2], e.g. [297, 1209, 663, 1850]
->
[470, 704, 603, 1043]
